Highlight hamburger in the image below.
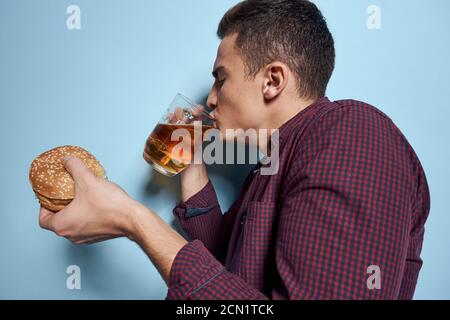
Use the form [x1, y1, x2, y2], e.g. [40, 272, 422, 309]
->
[29, 146, 106, 211]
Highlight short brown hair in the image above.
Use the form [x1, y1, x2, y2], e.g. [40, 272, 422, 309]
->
[218, 0, 335, 99]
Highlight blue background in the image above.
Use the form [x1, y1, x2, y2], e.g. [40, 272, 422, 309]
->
[0, 0, 449, 299]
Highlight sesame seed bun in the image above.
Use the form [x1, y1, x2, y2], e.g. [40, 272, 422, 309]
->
[29, 146, 106, 211]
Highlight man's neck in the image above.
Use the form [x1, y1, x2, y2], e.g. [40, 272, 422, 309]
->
[271, 96, 318, 130]
[257, 96, 318, 155]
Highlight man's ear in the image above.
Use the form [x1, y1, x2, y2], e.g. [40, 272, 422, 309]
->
[262, 62, 289, 101]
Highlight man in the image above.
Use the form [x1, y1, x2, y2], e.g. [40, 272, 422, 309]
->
[39, 0, 430, 299]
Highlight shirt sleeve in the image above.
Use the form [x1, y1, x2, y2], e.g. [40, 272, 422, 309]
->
[172, 180, 227, 263]
[172, 178, 247, 264]
[166, 105, 429, 300]
[397, 136, 431, 299]
[166, 240, 268, 300]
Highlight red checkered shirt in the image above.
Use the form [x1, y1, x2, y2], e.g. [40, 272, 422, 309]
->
[166, 97, 430, 300]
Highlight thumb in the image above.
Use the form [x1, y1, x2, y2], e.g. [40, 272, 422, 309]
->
[63, 157, 95, 184]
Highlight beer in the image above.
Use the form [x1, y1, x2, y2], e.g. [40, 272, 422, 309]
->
[143, 123, 213, 176]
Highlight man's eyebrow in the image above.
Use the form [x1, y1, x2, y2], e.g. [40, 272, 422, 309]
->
[212, 66, 225, 79]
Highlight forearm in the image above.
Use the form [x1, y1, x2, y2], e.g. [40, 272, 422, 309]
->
[127, 200, 187, 285]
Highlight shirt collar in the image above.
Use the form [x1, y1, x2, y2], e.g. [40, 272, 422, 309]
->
[257, 96, 330, 172]
[277, 96, 330, 144]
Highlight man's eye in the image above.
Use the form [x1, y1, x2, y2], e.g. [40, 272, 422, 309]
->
[217, 79, 226, 87]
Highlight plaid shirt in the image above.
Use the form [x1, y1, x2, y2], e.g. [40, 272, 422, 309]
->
[166, 97, 430, 300]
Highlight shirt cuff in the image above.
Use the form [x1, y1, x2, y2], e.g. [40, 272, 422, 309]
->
[166, 240, 225, 300]
[173, 180, 220, 220]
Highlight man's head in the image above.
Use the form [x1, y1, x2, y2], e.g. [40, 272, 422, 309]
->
[207, 0, 335, 134]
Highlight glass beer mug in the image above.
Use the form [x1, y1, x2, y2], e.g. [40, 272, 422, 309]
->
[143, 93, 215, 177]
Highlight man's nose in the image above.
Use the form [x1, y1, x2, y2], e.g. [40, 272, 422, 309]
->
[206, 86, 217, 111]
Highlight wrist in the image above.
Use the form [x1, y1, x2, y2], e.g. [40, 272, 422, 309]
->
[121, 200, 188, 283]
[180, 164, 209, 201]
[120, 198, 148, 241]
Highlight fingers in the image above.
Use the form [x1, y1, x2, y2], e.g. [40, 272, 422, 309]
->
[167, 106, 214, 126]
[39, 206, 56, 231]
[168, 108, 187, 124]
[63, 157, 95, 185]
[39, 206, 68, 237]
[174, 108, 185, 123]
[39, 206, 120, 244]
[71, 235, 120, 245]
